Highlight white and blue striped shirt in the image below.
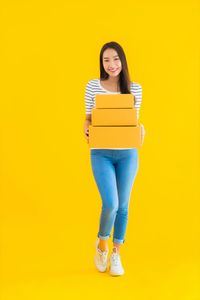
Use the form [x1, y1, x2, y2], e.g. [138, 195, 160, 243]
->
[84, 78, 142, 149]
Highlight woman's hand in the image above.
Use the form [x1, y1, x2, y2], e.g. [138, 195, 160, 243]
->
[140, 123, 145, 146]
[83, 119, 91, 143]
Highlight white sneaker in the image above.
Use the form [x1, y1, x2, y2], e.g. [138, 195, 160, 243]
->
[109, 251, 125, 276]
[94, 238, 109, 272]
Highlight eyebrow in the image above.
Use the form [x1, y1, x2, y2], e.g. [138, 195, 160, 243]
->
[103, 55, 119, 59]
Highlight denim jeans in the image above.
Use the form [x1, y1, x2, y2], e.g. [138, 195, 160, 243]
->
[90, 149, 139, 245]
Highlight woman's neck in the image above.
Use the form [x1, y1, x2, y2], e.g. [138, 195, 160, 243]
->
[105, 76, 119, 84]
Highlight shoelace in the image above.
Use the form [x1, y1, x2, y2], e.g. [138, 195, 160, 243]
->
[97, 247, 108, 264]
[111, 252, 121, 266]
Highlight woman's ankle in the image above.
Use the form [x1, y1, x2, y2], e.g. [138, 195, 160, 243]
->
[112, 246, 120, 254]
[99, 240, 108, 252]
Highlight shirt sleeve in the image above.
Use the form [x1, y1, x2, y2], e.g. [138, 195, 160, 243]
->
[133, 83, 142, 120]
[84, 80, 94, 114]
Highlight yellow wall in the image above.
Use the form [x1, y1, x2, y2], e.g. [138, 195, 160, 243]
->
[0, 0, 199, 299]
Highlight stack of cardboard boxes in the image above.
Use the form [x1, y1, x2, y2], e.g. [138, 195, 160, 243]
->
[89, 94, 142, 148]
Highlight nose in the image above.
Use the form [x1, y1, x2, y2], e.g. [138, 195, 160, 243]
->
[109, 64, 116, 69]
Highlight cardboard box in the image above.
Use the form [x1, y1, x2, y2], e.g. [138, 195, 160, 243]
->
[95, 94, 134, 108]
[92, 108, 138, 126]
[89, 125, 141, 148]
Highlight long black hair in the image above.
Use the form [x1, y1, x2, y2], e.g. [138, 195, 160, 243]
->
[99, 41, 131, 94]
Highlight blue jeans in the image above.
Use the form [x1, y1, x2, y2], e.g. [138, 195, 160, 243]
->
[90, 149, 139, 245]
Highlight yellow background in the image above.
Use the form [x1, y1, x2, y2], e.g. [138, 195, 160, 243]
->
[0, 0, 199, 299]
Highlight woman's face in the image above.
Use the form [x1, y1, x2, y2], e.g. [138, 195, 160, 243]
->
[102, 48, 122, 78]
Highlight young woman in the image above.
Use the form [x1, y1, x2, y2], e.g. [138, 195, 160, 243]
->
[83, 41, 145, 276]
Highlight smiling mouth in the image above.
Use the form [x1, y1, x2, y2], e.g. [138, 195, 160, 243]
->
[109, 69, 118, 72]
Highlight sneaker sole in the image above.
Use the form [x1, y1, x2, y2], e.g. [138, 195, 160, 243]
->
[109, 265, 125, 276]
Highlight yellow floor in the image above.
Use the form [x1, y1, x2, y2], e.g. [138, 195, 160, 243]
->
[1, 226, 199, 300]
